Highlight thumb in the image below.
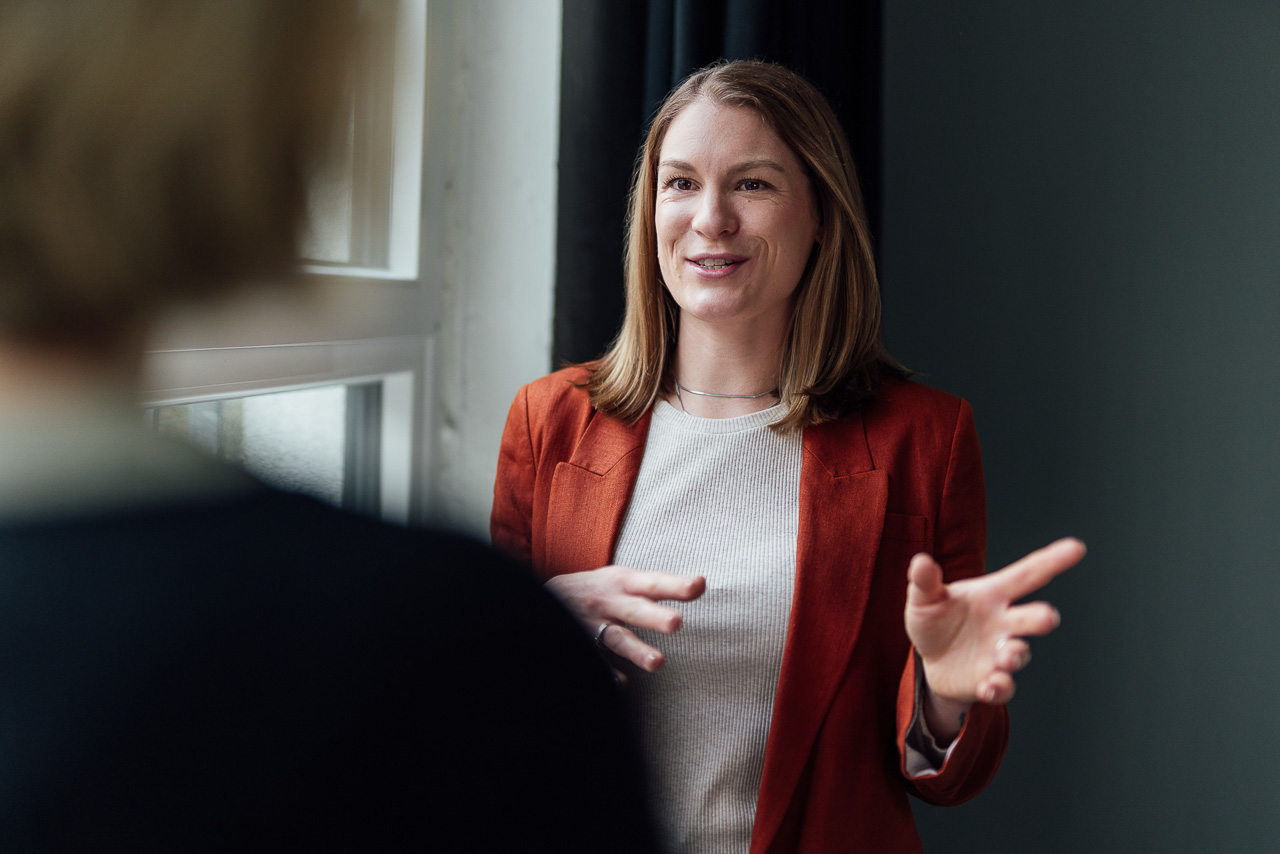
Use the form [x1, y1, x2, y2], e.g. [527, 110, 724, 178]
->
[906, 552, 948, 607]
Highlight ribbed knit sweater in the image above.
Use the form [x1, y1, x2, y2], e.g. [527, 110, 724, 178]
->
[614, 400, 801, 854]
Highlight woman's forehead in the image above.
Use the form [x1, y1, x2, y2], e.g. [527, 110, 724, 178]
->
[658, 99, 798, 171]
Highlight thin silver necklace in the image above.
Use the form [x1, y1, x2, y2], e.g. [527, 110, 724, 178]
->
[674, 381, 779, 413]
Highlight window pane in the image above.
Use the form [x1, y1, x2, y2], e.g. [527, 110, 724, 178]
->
[299, 107, 357, 265]
[298, 0, 397, 270]
[241, 386, 346, 505]
[150, 385, 348, 507]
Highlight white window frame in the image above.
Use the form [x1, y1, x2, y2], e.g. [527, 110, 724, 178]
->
[300, 0, 426, 280]
[141, 0, 429, 527]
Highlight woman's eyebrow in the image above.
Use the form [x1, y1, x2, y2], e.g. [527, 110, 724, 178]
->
[658, 158, 788, 174]
[732, 158, 787, 174]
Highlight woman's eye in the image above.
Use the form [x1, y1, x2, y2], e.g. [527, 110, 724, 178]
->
[666, 177, 694, 191]
[740, 178, 766, 191]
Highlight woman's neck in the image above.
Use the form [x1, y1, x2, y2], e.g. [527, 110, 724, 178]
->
[669, 313, 786, 418]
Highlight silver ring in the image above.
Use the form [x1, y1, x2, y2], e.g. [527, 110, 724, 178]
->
[594, 621, 612, 649]
[995, 637, 1009, 652]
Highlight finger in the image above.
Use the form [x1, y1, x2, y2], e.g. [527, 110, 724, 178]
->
[990, 537, 1085, 601]
[1004, 601, 1062, 638]
[544, 573, 615, 628]
[994, 637, 1032, 673]
[906, 553, 947, 607]
[978, 671, 1016, 704]
[601, 624, 666, 673]
[611, 596, 686, 634]
[621, 571, 707, 603]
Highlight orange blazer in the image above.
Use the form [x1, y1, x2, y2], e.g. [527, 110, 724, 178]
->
[491, 367, 1008, 854]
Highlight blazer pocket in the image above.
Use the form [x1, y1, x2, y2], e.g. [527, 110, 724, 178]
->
[883, 512, 927, 544]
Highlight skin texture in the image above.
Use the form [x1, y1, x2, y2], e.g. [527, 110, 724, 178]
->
[553, 539, 1082, 740]
[907, 538, 1084, 739]
[655, 99, 820, 418]
[655, 99, 820, 337]
[546, 567, 706, 681]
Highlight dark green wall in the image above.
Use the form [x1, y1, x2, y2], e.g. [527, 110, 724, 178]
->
[882, 3, 1280, 851]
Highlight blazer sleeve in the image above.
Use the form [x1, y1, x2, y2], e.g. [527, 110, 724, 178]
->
[491, 384, 537, 565]
[895, 397, 1010, 805]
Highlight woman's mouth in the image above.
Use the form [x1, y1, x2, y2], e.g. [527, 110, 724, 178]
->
[689, 254, 747, 273]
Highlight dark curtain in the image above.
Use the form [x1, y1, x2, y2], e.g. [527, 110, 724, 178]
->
[554, 0, 884, 365]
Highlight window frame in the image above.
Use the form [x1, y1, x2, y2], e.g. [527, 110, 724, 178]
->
[139, 0, 428, 527]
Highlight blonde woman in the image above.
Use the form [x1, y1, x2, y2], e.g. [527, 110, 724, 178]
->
[494, 60, 1082, 853]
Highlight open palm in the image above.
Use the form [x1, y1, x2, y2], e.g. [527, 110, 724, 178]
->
[905, 538, 1084, 705]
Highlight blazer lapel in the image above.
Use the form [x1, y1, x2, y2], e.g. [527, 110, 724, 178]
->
[543, 409, 652, 574]
[751, 413, 888, 854]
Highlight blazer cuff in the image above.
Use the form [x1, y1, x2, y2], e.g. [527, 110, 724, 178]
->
[903, 653, 961, 777]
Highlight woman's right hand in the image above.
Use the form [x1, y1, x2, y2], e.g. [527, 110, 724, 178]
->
[546, 566, 706, 674]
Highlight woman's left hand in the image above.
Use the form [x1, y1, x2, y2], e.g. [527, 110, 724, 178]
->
[904, 538, 1084, 736]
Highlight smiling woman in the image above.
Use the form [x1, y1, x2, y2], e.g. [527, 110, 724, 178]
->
[588, 61, 895, 430]
[655, 100, 821, 350]
[492, 60, 1082, 854]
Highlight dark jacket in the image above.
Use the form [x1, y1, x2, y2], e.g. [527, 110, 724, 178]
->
[0, 487, 657, 852]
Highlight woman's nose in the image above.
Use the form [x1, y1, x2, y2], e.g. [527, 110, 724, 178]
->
[691, 191, 737, 237]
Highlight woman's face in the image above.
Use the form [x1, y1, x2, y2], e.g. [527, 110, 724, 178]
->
[654, 98, 820, 332]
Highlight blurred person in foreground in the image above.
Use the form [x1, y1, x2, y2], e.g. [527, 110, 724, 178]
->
[0, 1, 656, 850]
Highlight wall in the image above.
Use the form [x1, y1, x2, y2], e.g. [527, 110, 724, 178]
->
[422, 0, 562, 535]
[883, 3, 1280, 851]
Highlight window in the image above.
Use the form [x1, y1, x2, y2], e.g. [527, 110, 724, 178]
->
[141, 0, 426, 526]
[148, 383, 377, 514]
[142, 0, 564, 537]
[144, 370, 414, 523]
[301, 0, 424, 280]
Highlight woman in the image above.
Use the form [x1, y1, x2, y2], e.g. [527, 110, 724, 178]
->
[492, 61, 1081, 853]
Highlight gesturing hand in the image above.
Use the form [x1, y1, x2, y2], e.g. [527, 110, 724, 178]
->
[905, 537, 1084, 714]
[546, 566, 706, 675]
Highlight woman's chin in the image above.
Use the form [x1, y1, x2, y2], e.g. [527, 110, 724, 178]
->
[679, 299, 749, 324]
[669, 277, 796, 333]
[678, 302, 788, 335]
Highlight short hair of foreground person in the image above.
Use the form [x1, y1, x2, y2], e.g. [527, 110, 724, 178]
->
[0, 2, 660, 850]
[0, 0, 351, 349]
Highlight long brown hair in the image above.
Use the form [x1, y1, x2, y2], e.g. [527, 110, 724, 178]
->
[587, 60, 905, 431]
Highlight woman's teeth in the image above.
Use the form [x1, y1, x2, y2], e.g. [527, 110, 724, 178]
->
[697, 259, 735, 269]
